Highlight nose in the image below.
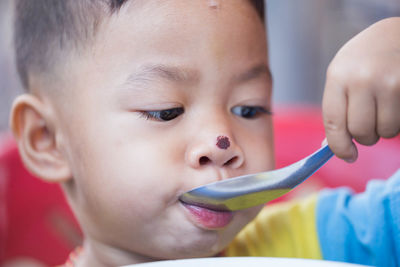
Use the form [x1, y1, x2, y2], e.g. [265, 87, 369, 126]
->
[186, 133, 244, 169]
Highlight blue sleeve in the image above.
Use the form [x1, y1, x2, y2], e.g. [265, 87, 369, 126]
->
[316, 169, 400, 267]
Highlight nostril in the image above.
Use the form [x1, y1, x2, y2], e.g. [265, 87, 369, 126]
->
[199, 156, 211, 165]
[223, 156, 238, 166]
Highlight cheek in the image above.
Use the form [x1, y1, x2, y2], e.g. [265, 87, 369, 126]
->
[243, 122, 274, 171]
[252, 138, 274, 170]
[64, 123, 184, 218]
[65, 139, 185, 244]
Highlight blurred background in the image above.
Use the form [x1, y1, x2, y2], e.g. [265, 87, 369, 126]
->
[267, 0, 400, 105]
[0, 0, 21, 132]
[1, 0, 400, 130]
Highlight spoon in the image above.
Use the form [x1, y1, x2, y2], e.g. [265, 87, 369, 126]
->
[179, 144, 334, 211]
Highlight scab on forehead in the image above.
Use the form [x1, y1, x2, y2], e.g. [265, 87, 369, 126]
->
[208, 0, 220, 9]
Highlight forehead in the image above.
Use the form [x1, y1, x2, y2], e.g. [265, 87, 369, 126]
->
[96, 0, 266, 60]
[60, 0, 268, 100]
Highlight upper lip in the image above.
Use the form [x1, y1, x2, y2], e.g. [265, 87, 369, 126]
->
[181, 169, 237, 194]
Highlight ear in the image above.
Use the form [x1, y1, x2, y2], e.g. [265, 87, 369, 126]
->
[10, 94, 71, 183]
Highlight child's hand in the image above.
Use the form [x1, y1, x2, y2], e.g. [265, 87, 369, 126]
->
[323, 17, 400, 162]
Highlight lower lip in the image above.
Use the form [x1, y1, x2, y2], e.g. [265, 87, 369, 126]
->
[181, 202, 233, 229]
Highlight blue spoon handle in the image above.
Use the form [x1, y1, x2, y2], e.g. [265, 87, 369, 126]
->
[179, 144, 334, 211]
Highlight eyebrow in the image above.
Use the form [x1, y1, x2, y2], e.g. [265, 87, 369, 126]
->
[121, 63, 272, 91]
[124, 64, 200, 86]
[234, 64, 272, 85]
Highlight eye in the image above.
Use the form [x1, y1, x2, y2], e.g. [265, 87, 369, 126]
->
[140, 107, 184, 121]
[231, 106, 272, 119]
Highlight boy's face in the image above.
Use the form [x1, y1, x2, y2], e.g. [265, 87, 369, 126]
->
[52, 0, 273, 262]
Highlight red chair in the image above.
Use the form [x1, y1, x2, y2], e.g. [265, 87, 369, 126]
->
[0, 107, 399, 266]
[0, 133, 82, 266]
[273, 106, 400, 200]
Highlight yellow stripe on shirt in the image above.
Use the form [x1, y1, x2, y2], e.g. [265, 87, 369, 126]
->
[225, 194, 322, 259]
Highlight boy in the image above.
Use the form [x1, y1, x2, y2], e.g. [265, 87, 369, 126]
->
[10, 0, 400, 266]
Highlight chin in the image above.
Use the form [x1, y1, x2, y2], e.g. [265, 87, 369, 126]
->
[156, 232, 227, 260]
[171, 246, 224, 260]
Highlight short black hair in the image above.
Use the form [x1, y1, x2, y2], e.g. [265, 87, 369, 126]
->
[14, 0, 264, 91]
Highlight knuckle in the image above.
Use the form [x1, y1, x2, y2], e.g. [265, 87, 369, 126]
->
[349, 66, 375, 89]
[324, 118, 341, 133]
[382, 74, 400, 93]
[326, 63, 346, 81]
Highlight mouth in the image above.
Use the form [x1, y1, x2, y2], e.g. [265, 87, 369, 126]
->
[180, 200, 234, 229]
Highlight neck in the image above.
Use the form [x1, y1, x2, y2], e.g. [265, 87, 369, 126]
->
[75, 238, 157, 267]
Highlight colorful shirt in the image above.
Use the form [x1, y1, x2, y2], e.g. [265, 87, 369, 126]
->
[226, 169, 400, 267]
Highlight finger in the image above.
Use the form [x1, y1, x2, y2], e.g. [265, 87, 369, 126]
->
[347, 87, 379, 146]
[323, 79, 357, 162]
[376, 84, 400, 138]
